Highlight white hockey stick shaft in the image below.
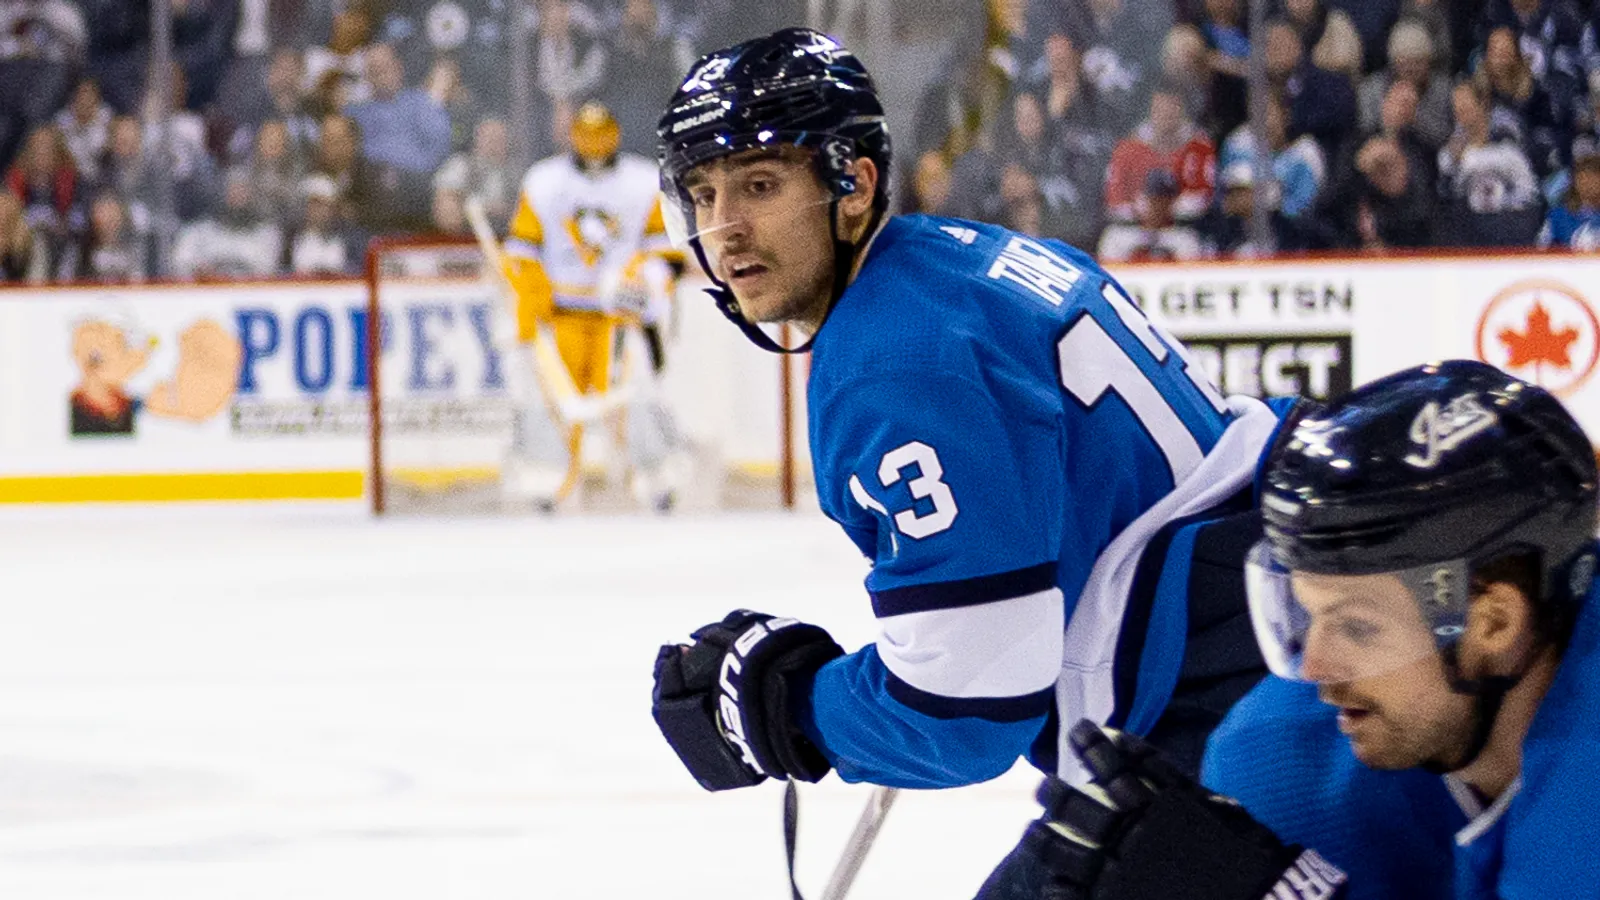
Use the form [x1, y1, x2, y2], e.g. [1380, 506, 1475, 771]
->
[820, 786, 899, 900]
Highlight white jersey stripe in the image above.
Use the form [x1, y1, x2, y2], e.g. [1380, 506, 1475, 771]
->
[876, 586, 1065, 699]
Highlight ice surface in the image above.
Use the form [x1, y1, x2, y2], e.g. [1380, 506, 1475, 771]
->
[0, 507, 1041, 899]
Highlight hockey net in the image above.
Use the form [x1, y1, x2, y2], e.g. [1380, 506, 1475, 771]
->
[364, 236, 808, 514]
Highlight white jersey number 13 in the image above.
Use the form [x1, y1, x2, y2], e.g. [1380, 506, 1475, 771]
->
[1057, 284, 1229, 484]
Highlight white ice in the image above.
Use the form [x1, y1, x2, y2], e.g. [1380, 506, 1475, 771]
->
[0, 507, 1042, 899]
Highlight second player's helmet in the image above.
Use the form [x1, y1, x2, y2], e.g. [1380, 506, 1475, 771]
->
[1248, 360, 1598, 685]
[655, 28, 891, 352]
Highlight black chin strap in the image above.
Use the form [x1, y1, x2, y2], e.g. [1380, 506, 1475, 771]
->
[697, 198, 884, 355]
[1428, 646, 1523, 774]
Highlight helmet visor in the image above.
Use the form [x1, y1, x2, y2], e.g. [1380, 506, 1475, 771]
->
[1245, 541, 1470, 683]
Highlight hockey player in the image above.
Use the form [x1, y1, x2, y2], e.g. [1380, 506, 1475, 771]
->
[1011, 360, 1600, 900]
[500, 100, 684, 508]
[647, 27, 1288, 893]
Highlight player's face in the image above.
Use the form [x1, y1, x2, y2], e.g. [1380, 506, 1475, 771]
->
[682, 149, 836, 328]
[1293, 572, 1478, 771]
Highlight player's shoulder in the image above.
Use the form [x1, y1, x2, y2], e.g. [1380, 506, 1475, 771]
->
[522, 154, 576, 190]
[813, 215, 1106, 392]
[613, 152, 658, 181]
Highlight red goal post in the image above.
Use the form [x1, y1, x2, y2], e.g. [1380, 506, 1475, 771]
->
[363, 235, 806, 514]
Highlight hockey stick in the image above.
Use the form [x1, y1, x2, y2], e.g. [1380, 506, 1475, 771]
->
[462, 195, 633, 425]
[784, 782, 900, 900]
[822, 786, 899, 900]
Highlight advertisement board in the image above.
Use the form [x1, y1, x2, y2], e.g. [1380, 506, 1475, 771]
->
[4, 252, 1599, 504]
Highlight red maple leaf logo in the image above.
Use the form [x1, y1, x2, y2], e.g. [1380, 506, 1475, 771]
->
[1499, 300, 1581, 371]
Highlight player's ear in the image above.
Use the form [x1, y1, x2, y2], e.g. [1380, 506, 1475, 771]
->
[1463, 581, 1536, 676]
[840, 157, 878, 218]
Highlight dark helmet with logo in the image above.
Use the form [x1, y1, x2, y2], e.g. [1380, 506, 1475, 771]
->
[655, 27, 891, 353]
[1261, 359, 1597, 609]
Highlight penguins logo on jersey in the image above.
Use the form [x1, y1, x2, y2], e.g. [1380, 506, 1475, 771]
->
[565, 207, 621, 268]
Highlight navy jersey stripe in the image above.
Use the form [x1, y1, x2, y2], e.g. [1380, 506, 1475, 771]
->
[869, 561, 1058, 618]
[884, 671, 1055, 723]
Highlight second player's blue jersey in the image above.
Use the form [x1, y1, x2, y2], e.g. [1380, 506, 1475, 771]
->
[797, 214, 1281, 787]
[1204, 566, 1600, 899]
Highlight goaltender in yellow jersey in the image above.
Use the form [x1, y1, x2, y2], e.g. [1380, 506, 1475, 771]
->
[500, 101, 684, 509]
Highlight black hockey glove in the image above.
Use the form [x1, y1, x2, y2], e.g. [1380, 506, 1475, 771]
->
[1016, 720, 1346, 900]
[651, 610, 844, 792]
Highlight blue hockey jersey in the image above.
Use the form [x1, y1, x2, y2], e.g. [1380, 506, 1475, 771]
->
[1204, 565, 1600, 899]
[795, 214, 1281, 788]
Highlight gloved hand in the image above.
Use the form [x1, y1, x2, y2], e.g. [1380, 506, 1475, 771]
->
[1014, 720, 1347, 900]
[651, 610, 844, 791]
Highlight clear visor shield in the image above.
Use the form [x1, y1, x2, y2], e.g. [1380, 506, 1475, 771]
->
[1245, 541, 1470, 683]
[658, 185, 836, 281]
[659, 135, 847, 275]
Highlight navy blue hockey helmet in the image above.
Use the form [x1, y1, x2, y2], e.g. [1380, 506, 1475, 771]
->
[1247, 360, 1598, 682]
[655, 28, 891, 353]
[657, 27, 891, 217]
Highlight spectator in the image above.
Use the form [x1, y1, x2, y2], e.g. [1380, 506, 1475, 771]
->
[1358, 19, 1454, 149]
[1160, 25, 1215, 131]
[141, 63, 217, 217]
[602, 0, 688, 157]
[54, 79, 111, 180]
[1200, 161, 1310, 257]
[423, 56, 480, 155]
[1059, 0, 1174, 133]
[1264, 17, 1357, 157]
[221, 48, 318, 158]
[1219, 93, 1327, 218]
[97, 115, 158, 237]
[1349, 77, 1442, 189]
[1196, 1, 1248, 140]
[249, 119, 305, 229]
[431, 184, 469, 237]
[303, 5, 373, 104]
[1098, 168, 1205, 261]
[910, 149, 954, 214]
[370, 0, 512, 118]
[1281, 0, 1328, 49]
[1439, 80, 1542, 220]
[536, 0, 609, 132]
[5, 124, 78, 250]
[78, 0, 147, 114]
[312, 112, 431, 234]
[998, 164, 1044, 236]
[0, 0, 88, 149]
[171, 167, 283, 279]
[170, 0, 237, 109]
[1540, 139, 1600, 248]
[56, 190, 146, 282]
[0, 190, 49, 283]
[1322, 0, 1400, 74]
[1310, 8, 1365, 83]
[288, 174, 356, 276]
[347, 43, 452, 175]
[1478, 25, 1569, 177]
[998, 91, 1094, 244]
[1483, 0, 1584, 107]
[1308, 134, 1434, 248]
[1103, 86, 1216, 224]
[434, 117, 519, 226]
[213, 0, 298, 131]
[1400, 0, 1454, 73]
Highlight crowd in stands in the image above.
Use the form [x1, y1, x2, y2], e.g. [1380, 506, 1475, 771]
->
[0, 0, 802, 284]
[909, 0, 1600, 259]
[9, 0, 1600, 286]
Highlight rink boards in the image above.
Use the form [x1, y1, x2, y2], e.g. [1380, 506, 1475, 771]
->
[2, 251, 1599, 504]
